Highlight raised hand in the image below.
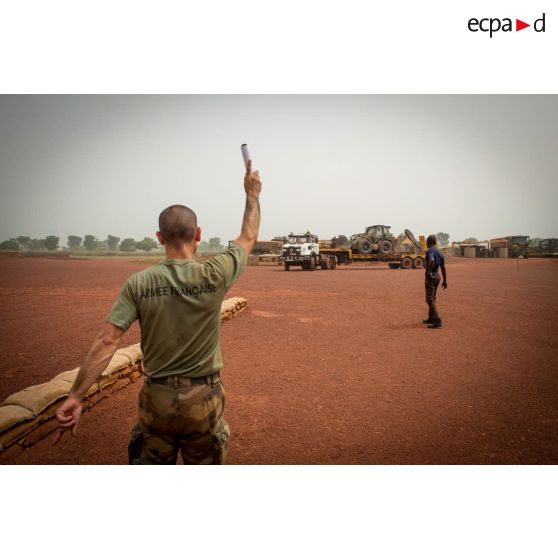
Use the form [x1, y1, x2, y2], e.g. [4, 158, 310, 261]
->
[244, 160, 261, 198]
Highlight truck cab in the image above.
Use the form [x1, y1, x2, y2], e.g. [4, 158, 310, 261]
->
[508, 236, 531, 258]
[280, 232, 336, 271]
[364, 225, 392, 239]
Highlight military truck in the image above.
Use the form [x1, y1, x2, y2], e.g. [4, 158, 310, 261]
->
[251, 240, 283, 255]
[526, 238, 558, 258]
[280, 232, 337, 271]
[349, 225, 396, 255]
[490, 236, 531, 258]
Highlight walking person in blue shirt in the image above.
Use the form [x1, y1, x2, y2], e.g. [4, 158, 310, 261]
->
[423, 234, 447, 328]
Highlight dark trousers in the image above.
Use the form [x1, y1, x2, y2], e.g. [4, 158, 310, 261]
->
[425, 276, 441, 323]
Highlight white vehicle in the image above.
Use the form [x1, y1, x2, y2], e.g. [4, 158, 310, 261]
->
[280, 231, 337, 271]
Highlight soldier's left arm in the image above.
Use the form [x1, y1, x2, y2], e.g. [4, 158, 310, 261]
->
[441, 255, 448, 289]
[53, 322, 125, 444]
[427, 252, 435, 278]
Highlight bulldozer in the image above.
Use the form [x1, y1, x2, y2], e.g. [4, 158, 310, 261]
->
[349, 225, 396, 255]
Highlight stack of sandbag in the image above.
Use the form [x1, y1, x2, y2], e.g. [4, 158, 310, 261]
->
[220, 296, 248, 321]
[0, 296, 248, 464]
[0, 344, 144, 464]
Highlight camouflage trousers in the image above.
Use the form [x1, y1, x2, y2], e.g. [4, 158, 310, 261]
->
[129, 373, 230, 465]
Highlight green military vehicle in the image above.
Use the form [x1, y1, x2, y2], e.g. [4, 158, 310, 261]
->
[321, 229, 427, 269]
[526, 238, 558, 258]
[490, 236, 531, 258]
[508, 236, 531, 258]
[349, 225, 397, 255]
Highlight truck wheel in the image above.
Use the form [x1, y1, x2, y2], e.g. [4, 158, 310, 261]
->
[308, 257, 316, 271]
[357, 239, 373, 254]
[413, 257, 424, 269]
[284, 263, 290, 271]
[388, 262, 400, 269]
[320, 258, 329, 270]
[330, 257, 337, 270]
[378, 240, 393, 254]
[401, 257, 413, 269]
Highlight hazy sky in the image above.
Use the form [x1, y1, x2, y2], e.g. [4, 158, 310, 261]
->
[0, 95, 556, 244]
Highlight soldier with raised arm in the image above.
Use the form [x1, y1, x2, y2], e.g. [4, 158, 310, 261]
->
[54, 161, 262, 464]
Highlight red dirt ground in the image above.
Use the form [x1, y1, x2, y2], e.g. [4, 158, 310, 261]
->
[1, 256, 557, 464]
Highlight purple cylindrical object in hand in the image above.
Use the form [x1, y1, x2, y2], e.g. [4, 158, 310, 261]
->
[241, 144, 251, 170]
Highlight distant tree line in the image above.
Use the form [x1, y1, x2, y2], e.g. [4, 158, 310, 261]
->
[0, 234, 226, 253]
[0, 234, 161, 252]
[0, 235, 61, 251]
[198, 237, 225, 252]
[435, 232, 450, 247]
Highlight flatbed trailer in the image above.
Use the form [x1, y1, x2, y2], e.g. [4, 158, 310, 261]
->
[319, 247, 425, 269]
[322, 230, 428, 269]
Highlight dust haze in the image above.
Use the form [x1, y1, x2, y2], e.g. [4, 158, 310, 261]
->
[0, 95, 556, 244]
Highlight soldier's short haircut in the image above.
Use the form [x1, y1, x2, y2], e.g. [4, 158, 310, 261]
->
[427, 234, 437, 247]
[158, 205, 198, 245]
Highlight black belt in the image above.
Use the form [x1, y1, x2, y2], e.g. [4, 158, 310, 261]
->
[145, 371, 220, 387]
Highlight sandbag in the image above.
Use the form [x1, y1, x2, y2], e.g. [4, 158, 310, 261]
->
[0, 405, 34, 433]
[115, 344, 143, 363]
[129, 369, 142, 382]
[82, 390, 110, 410]
[0, 417, 39, 449]
[85, 382, 100, 397]
[50, 371, 99, 397]
[118, 364, 139, 378]
[0, 441, 24, 464]
[0, 405, 38, 449]
[98, 364, 138, 389]
[221, 296, 248, 321]
[1, 380, 71, 416]
[53, 368, 80, 384]
[0, 383, 100, 451]
[84, 372, 138, 407]
[98, 375, 119, 390]
[22, 417, 59, 447]
[101, 353, 131, 376]
[0, 299, 248, 462]
[110, 376, 132, 393]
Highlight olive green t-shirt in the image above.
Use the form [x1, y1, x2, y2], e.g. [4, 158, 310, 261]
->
[106, 243, 247, 378]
